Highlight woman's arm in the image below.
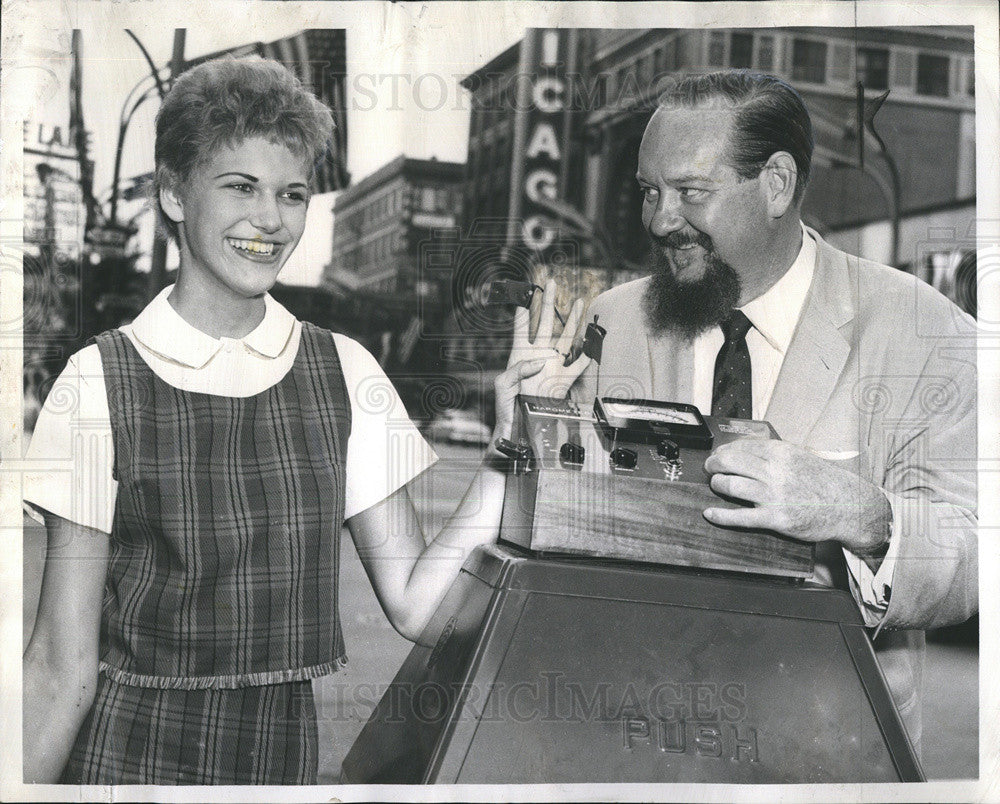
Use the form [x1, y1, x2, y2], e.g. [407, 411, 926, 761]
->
[346, 284, 592, 640]
[346, 358, 541, 641]
[23, 513, 109, 782]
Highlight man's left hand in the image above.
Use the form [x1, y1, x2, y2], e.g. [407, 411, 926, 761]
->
[702, 439, 891, 560]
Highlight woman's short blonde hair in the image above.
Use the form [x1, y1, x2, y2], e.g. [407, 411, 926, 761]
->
[154, 55, 334, 240]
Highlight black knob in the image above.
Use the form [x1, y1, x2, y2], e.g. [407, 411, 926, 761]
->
[657, 439, 680, 462]
[559, 442, 585, 468]
[610, 447, 638, 470]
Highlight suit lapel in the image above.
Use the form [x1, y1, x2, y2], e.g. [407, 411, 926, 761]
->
[765, 232, 855, 444]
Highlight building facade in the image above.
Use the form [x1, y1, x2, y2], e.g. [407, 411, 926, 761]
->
[461, 43, 521, 240]
[22, 122, 89, 431]
[460, 27, 976, 310]
[325, 155, 464, 299]
[323, 156, 467, 417]
[584, 26, 976, 284]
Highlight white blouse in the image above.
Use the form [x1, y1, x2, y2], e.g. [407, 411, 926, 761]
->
[23, 286, 437, 532]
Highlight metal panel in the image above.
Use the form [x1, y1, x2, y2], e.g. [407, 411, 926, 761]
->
[343, 546, 923, 784]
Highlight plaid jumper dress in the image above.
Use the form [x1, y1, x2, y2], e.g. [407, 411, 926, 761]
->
[62, 322, 351, 785]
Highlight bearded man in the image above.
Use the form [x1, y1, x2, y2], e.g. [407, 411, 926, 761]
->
[553, 70, 977, 757]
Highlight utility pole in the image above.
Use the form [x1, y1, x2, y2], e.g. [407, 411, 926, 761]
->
[148, 29, 186, 299]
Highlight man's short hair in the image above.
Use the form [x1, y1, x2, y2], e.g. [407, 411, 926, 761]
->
[154, 55, 334, 241]
[657, 70, 814, 205]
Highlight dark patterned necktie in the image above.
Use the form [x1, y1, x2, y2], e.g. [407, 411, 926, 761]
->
[712, 310, 753, 419]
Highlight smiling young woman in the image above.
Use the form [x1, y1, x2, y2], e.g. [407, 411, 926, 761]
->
[21, 55, 553, 786]
[160, 137, 312, 336]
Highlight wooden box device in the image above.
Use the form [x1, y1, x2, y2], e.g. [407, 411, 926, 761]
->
[498, 395, 814, 578]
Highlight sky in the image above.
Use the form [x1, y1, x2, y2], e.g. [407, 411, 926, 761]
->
[53, 17, 519, 285]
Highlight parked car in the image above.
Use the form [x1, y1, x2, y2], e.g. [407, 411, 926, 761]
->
[425, 409, 492, 446]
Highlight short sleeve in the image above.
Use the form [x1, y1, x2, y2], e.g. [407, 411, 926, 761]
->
[22, 345, 118, 533]
[334, 334, 438, 519]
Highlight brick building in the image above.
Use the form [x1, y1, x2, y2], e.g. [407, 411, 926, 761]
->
[325, 155, 464, 300]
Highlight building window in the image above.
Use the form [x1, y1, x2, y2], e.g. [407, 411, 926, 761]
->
[755, 35, 774, 71]
[729, 32, 753, 69]
[496, 132, 510, 162]
[916, 53, 950, 96]
[858, 46, 889, 90]
[653, 44, 666, 76]
[617, 66, 631, 99]
[791, 39, 827, 84]
[592, 72, 607, 106]
[665, 38, 677, 71]
[708, 31, 726, 67]
[603, 70, 616, 102]
[676, 33, 695, 68]
[636, 54, 651, 86]
[966, 60, 975, 97]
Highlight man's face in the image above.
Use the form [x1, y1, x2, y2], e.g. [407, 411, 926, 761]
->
[636, 106, 771, 335]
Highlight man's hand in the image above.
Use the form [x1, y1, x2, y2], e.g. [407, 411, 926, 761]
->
[702, 439, 891, 564]
[507, 279, 591, 399]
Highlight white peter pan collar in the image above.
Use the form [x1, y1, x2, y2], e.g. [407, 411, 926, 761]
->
[130, 285, 296, 369]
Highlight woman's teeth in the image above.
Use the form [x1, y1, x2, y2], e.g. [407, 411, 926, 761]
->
[229, 238, 276, 256]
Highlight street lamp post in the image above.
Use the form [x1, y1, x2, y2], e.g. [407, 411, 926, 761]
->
[881, 148, 902, 267]
[148, 30, 186, 298]
[109, 77, 160, 226]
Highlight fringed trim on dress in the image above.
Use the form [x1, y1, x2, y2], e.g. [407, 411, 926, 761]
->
[98, 653, 349, 690]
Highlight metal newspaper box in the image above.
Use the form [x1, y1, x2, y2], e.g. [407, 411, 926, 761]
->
[342, 396, 922, 783]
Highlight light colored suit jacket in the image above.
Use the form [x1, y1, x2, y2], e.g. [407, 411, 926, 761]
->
[572, 229, 978, 752]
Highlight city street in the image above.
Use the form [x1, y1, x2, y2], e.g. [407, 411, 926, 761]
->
[22, 441, 977, 783]
[10, 9, 986, 792]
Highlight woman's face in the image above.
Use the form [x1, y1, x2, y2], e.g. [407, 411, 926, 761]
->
[163, 136, 311, 300]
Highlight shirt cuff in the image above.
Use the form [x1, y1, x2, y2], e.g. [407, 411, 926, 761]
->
[23, 500, 47, 528]
[842, 490, 901, 628]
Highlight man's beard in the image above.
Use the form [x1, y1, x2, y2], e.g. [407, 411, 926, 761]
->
[641, 230, 742, 340]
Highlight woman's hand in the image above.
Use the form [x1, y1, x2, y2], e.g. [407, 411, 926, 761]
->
[506, 279, 591, 400]
[493, 357, 548, 442]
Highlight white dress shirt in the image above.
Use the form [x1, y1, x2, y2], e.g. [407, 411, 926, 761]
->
[691, 227, 897, 615]
[23, 286, 437, 532]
